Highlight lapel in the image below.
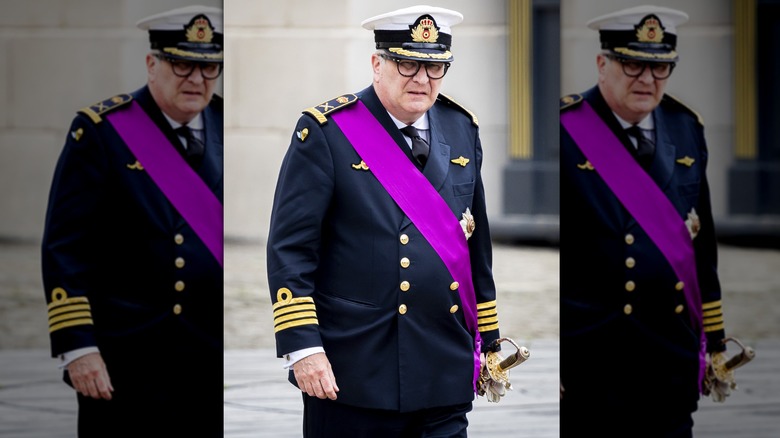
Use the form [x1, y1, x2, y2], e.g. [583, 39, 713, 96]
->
[424, 103, 451, 193]
[649, 104, 675, 191]
[199, 103, 224, 199]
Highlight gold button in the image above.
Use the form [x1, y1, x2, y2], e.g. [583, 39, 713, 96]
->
[175, 257, 185, 268]
[399, 304, 407, 315]
[450, 305, 459, 314]
[174, 234, 184, 245]
[400, 281, 410, 292]
[675, 304, 684, 314]
[625, 257, 636, 269]
[173, 304, 182, 315]
[625, 234, 635, 245]
[625, 281, 635, 292]
[623, 304, 633, 315]
[400, 257, 410, 268]
[675, 281, 685, 291]
[400, 234, 409, 245]
[450, 282, 459, 291]
[175, 281, 185, 292]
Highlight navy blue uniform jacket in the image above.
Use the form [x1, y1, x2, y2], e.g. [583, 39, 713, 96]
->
[41, 86, 223, 385]
[560, 86, 726, 413]
[267, 86, 500, 412]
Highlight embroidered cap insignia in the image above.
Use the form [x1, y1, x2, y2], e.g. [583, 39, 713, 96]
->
[635, 14, 664, 43]
[410, 15, 440, 43]
[185, 15, 214, 43]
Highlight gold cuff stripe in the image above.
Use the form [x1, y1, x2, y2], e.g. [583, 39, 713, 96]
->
[49, 318, 94, 333]
[48, 296, 89, 310]
[478, 322, 500, 332]
[477, 300, 497, 310]
[702, 309, 722, 318]
[702, 301, 722, 310]
[48, 303, 91, 318]
[162, 47, 223, 60]
[703, 316, 724, 325]
[48, 311, 92, 326]
[477, 308, 498, 317]
[703, 323, 725, 333]
[272, 296, 315, 310]
[274, 318, 319, 333]
[273, 304, 316, 318]
[478, 316, 499, 325]
[274, 311, 318, 325]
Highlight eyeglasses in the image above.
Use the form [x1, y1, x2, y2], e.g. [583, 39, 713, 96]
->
[379, 54, 450, 80]
[608, 55, 675, 80]
[155, 55, 223, 80]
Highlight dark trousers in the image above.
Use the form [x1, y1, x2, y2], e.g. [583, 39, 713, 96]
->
[303, 394, 472, 438]
[73, 321, 223, 437]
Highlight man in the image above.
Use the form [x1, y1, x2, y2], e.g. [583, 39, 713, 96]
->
[267, 5, 501, 437]
[560, 5, 730, 436]
[41, 5, 223, 437]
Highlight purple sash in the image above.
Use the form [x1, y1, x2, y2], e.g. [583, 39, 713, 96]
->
[330, 101, 482, 391]
[106, 102, 223, 267]
[561, 101, 706, 391]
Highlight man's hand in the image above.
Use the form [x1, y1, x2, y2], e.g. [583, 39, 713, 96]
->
[292, 352, 339, 400]
[66, 352, 114, 400]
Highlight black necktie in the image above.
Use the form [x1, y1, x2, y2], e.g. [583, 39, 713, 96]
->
[400, 125, 429, 167]
[175, 125, 205, 166]
[625, 125, 655, 169]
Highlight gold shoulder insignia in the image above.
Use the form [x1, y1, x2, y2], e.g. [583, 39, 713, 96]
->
[676, 156, 695, 167]
[664, 94, 704, 125]
[77, 94, 133, 124]
[560, 94, 583, 111]
[437, 93, 479, 127]
[302, 94, 359, 125]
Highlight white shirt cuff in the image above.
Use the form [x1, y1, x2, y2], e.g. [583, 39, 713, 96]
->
[58, 347, 100, 369]
[282, 347, 325, 369]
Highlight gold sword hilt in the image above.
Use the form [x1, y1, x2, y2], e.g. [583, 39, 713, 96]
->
[721, 337, 755, 372]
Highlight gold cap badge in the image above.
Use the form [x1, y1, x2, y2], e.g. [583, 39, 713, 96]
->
[410, 15, 439, 43]
[185, 15, 214, 43]
[636, 15, 664, 43]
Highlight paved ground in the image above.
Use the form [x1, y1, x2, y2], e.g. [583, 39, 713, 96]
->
[1, 240, 779, 436]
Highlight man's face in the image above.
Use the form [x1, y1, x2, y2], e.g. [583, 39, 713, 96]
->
[146, 54, 218, 124]
[372, 53, 444, 124]
[597, 53, 669, 124]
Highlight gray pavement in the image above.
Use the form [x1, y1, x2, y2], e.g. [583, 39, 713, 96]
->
[1, 240, 780, 436]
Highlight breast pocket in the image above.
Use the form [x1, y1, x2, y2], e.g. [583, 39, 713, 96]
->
[677, 182, 699, 205]
[453, 181, 474, 198]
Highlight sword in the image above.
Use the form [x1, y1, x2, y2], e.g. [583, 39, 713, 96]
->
[477, 337, 530, 401]
[703, 337, 756, 401]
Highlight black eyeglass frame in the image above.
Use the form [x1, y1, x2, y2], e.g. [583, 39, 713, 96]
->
[378, 54, 451, 80]
[606, 54, 675, 80]
[154, 54, 223, 80]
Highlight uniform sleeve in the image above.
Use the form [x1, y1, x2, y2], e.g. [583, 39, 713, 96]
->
[41, 115, 109, 357]
[692, 123, 726, 353]
[266, 116, 335, 357]
[467, 131, 501, 352]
